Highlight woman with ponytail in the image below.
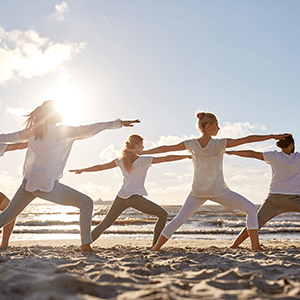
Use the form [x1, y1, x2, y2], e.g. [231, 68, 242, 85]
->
[69, 134, 191, 247]
[131, 112, 289, 251]
[0, 100, 139, 252]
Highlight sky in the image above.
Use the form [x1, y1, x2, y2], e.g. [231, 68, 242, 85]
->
[0, 0, 299, 206]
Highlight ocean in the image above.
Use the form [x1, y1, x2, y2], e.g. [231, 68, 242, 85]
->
[7, 203, 300, 243]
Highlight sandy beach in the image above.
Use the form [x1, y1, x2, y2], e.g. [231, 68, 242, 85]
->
[0, 238, 299, 300]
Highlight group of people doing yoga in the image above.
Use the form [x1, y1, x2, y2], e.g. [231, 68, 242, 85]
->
[0, 99, 298, 252]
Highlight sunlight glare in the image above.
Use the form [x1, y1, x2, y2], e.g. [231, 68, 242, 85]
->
[50, 78, 87, 125]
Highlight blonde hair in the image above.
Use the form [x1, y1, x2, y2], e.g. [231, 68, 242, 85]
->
[24, 100, 63, 140]
[121, 134, 143, 173]
[196, 112, 218, 133]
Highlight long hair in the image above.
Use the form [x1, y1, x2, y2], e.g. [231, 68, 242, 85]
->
[121, 134, 143, 173]
[196, 112, 218, 133]
[24, 100, 63, 140]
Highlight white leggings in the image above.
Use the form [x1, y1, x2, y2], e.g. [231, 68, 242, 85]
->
[162, 191, 258, 239]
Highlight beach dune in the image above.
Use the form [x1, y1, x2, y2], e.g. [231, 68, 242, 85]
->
[0, 239, 299, 300]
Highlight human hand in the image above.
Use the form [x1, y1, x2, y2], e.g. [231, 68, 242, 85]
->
[273, 133, 292, 140]
[69, 169, 83, 174]
[225, 151, 234, 155]
[121, 119, 141, 127]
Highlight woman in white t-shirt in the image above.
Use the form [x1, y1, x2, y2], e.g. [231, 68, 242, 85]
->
[69, 134, 191, 246]
[0, 142, 27, 248]
[132, 112, 287, 251]
[0, 100, 140, 252]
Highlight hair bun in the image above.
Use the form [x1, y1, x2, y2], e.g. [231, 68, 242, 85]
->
[196, 112, 206, 120]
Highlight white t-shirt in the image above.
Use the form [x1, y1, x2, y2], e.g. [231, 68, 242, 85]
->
[115, 156, 153, 199]
[184, 138, 229, 198]
[0, 119, 121, 192]
[0, 143, 8, 157]
[263, 151, 300, 195]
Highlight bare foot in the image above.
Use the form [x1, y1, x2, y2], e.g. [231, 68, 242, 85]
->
[251, 246, 263, 251]
[78, 244, 95, 253]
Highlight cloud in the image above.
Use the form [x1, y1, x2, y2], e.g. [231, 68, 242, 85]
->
[5, 105, 28, 117]
[0, 27, 86, 85]
[218, 122, 267, 138]
[52, 1, 69, 21]
[99, 144, 121, 161]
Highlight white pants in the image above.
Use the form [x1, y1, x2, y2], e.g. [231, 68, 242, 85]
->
[162, 191, 258, 239]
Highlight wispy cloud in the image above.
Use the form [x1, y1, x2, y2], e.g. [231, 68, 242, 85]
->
[99, 144, 121, 161]
[0, 27, 86, 85]
[5, 105, 28, 117]
[52, 1, 69, 21]
[218, 122, 267, 138]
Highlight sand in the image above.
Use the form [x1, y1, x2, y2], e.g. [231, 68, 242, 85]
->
[0, 238, 299, 300]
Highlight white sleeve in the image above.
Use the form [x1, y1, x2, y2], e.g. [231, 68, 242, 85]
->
[61, 119, 122, 140]
[263, 151, 274, 163]
[0, 130, 27, 143]
[0, 143, 8, 157]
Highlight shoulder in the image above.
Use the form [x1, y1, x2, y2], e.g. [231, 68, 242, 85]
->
[184, 138, 197, 147]
[211, 138, 227, 149]
[263, 150, 278, 161]
[114, 158, 122, 166]
[139, 156, 153, 164]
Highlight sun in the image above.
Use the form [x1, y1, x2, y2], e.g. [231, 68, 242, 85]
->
[49, 77, 87, 125]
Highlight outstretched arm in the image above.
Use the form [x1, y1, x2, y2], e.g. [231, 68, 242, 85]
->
[69, 160, 117, 174]
[152, 155, 192, 164]
[226, 133, 290, 148]
[132, 142, 187, 155]
[5, 143, 28, 152]
[226, 150, 264, 161]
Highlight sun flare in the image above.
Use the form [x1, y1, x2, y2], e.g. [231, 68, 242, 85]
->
[49, 78, 87, 125]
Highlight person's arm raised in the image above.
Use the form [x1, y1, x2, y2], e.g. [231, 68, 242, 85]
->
[226, 133, 290, 148]
[226, 150, 264, 161]
[69, 160, 117, 174]
[152, 154, 192, 164]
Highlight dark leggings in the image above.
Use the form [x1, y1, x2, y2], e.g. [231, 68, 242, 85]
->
[91, 195, 168, 245]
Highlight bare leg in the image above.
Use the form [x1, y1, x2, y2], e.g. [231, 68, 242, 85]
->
[152, 234, 168, 251]
[230, 228, 249, 249]
[0, 195, 16, 248]
[1, 219, 16, 248]
[248, 229, 262, 251]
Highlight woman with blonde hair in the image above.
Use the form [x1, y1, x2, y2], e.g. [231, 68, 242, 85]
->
[0, 100, 139, 252]
[70, 134, 191, 247]
[131, 112, 288, 251]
